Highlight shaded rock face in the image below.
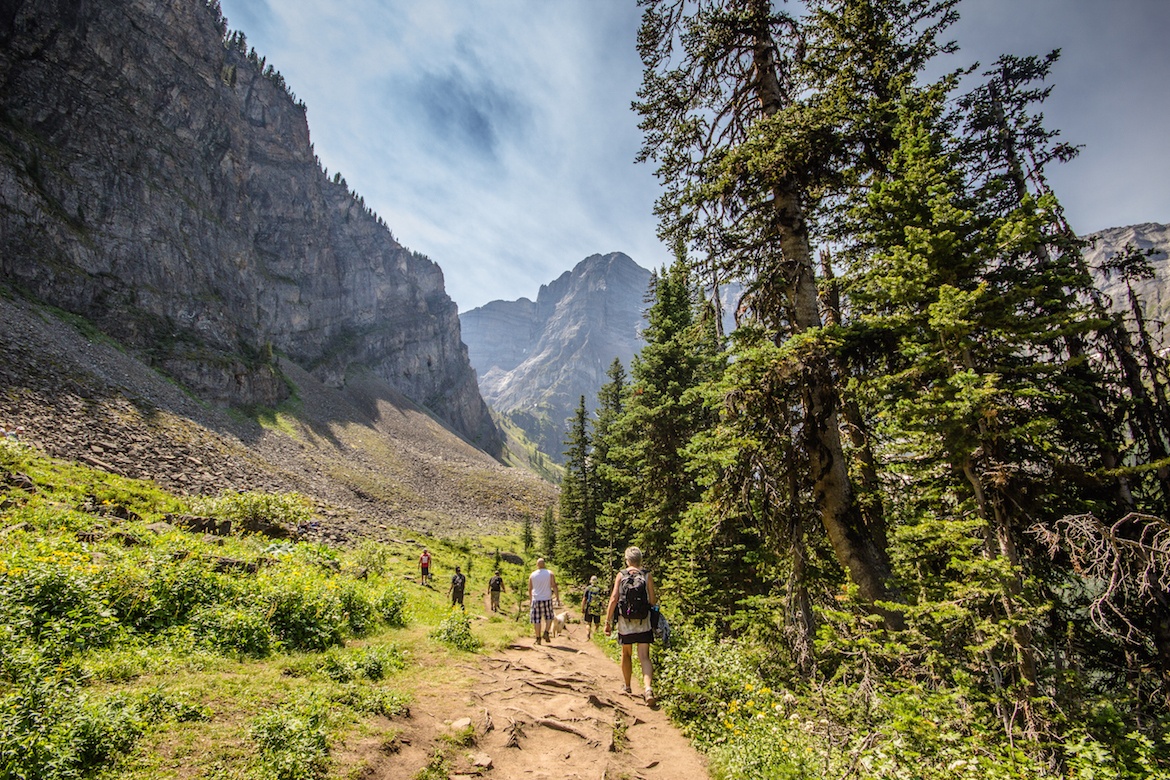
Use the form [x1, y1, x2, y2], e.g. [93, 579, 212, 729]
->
[1083, 223, 1170, 335]
[460, 252, 652, 461]
[0, 0, 500, 452]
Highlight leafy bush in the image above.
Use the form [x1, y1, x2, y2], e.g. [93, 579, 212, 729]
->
[189, 603, 273, 658]
[338, 580, 375, 636]
[250, 701, 330, 780]
[374, 581, 409, 627]
[282, 645, 405, 682]
[195, 491, 311, 536]
[429, 608, 480, 652]
[256, 571, 344, 653]
[0, 549, 121, 661]
[0, 678, 205, 780]
[328, 685, 410, 718]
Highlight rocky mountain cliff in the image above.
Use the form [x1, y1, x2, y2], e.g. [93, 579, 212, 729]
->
[460, 252, 652, 462]
[1083, 222, 1169, 332]
[0, 0, 500, 453]
[0, 294, 555, 540]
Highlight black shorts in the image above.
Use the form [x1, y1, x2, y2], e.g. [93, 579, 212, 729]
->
[618, 630, 653, 645]
[584, 612, 600, 625]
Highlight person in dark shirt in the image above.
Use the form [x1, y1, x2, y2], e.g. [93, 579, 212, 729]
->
[488, 570, 505, 612]
[448, 566, 466, 608]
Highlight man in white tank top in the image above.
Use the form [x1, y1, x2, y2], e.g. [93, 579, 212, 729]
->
[528, 558, 560, 645]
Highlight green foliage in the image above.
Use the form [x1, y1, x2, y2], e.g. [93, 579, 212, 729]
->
[255, 570, 345, 653]
[189, 603, 274, 658]
[429, 607, 481, 652]
[283, 645, 405, 683]
[521, 514, 534, 553]
[374, 581, 410, 627]
[338, 579, 377, 636]
[539, 505, 557, 561]
[0, 678, 206, 780]
[194, 490, 311, 534]
[250, 699, 330, 780]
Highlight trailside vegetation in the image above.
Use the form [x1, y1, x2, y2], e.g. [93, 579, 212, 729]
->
[563, 0, 1170, 777]
[0, 436, 529, 780]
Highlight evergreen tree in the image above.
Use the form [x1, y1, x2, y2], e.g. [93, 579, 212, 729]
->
[539, 505, 557, 562]
[604, 260, 710, 572]
[632, 0, 961, 616]
[557, 396, 597, 579]
[592, 358, 631, 573]
[521, 515, 534, 554]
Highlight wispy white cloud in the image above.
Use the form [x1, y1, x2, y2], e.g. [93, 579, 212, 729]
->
[217, 0, 1169, 310]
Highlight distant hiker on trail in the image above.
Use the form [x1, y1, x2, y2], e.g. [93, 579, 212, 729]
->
[488, 570, 505, 613]
[605, 546, 657, 706]
[582, 574, 603, 639]
[528, 558, 560, 645]
[419, 549, 431, 585]
[448, 566, 466, 608]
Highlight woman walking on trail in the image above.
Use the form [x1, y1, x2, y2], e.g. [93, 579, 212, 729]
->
[605, 546, 657, 706]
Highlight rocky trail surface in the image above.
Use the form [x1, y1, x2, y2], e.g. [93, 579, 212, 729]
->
[364, 629, 709, 780]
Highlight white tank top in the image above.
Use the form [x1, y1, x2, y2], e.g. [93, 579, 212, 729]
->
[530, 568, 553, 602]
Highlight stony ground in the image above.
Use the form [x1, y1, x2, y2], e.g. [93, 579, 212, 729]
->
[0, 294, 556, 543]
[357, 624, 709, 780]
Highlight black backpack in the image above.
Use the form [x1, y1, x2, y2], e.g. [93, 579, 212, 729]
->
[617, 569, 650, 620]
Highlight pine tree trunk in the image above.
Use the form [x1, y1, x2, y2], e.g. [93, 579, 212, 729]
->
[751, 14, 899, 622]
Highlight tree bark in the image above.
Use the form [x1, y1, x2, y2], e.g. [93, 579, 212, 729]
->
[751, 9, 900, 622]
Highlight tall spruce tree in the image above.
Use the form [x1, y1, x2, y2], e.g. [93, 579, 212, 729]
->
[557, 396, 597, 579]
[603, 261, 711, 572]
[592, 359, 632, 573]
[539, 505, 557, 562]
[634, 0, 959, 618]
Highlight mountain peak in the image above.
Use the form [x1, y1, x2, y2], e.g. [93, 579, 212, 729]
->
[461, 253, 653, 462]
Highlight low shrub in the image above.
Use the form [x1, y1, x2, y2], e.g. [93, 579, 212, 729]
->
[429, 608, 480, 652]
[189, 603, 274, 658]
[374, 581, 409, 627]
[257, 573, 344, 653]
[0, 550, 121, 661]
[328, 685, 410, 718]
[250, 700, 330, 780]
[282, 645, 405, 683]
[338, 580, 376, 637]
[0, 677, 206, 780]
[194, 491, 311, 536]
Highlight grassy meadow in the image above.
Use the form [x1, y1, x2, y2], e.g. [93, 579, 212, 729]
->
[0, 436, 537, 780]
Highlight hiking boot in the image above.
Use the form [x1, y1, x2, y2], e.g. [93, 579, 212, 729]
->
[644, 689, 656, 707]
[542, 631, 551, 642]
[621, 685, 632, 695]
[535, 636, 542, 646]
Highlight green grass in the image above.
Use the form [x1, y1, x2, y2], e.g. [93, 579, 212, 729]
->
[0, 437, 532, 780]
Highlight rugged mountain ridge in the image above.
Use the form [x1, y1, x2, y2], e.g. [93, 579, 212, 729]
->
[460, 252, 652, 461]
[0, 0, 499, 452]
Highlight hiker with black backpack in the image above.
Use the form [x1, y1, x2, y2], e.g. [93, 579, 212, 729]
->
[604, 546, 657, 706]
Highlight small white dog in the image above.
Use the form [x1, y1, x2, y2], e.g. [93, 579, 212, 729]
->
[550, 610, 572, 640]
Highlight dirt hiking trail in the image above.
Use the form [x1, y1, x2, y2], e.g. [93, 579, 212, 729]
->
[357, 627, 710, 779]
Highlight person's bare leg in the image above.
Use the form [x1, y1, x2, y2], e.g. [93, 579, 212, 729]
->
[620, 644, 635, 691]
[637, 642, 654, 701]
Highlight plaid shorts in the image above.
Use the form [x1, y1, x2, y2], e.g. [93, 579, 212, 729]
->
[530, 599, 555, 624]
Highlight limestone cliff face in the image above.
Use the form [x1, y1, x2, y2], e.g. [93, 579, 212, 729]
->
[0, 0, 500, 452]
[460, 252, 651, 461]
[1083, 222, 1170, 333]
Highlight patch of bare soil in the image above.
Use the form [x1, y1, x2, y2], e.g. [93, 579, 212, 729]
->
[349, 628, 708, 780]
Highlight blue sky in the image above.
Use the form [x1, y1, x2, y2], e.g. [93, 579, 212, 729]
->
[216, 0, 1170, 312]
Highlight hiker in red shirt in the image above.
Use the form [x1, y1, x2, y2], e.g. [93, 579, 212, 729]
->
[419, 549, 431, 585]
